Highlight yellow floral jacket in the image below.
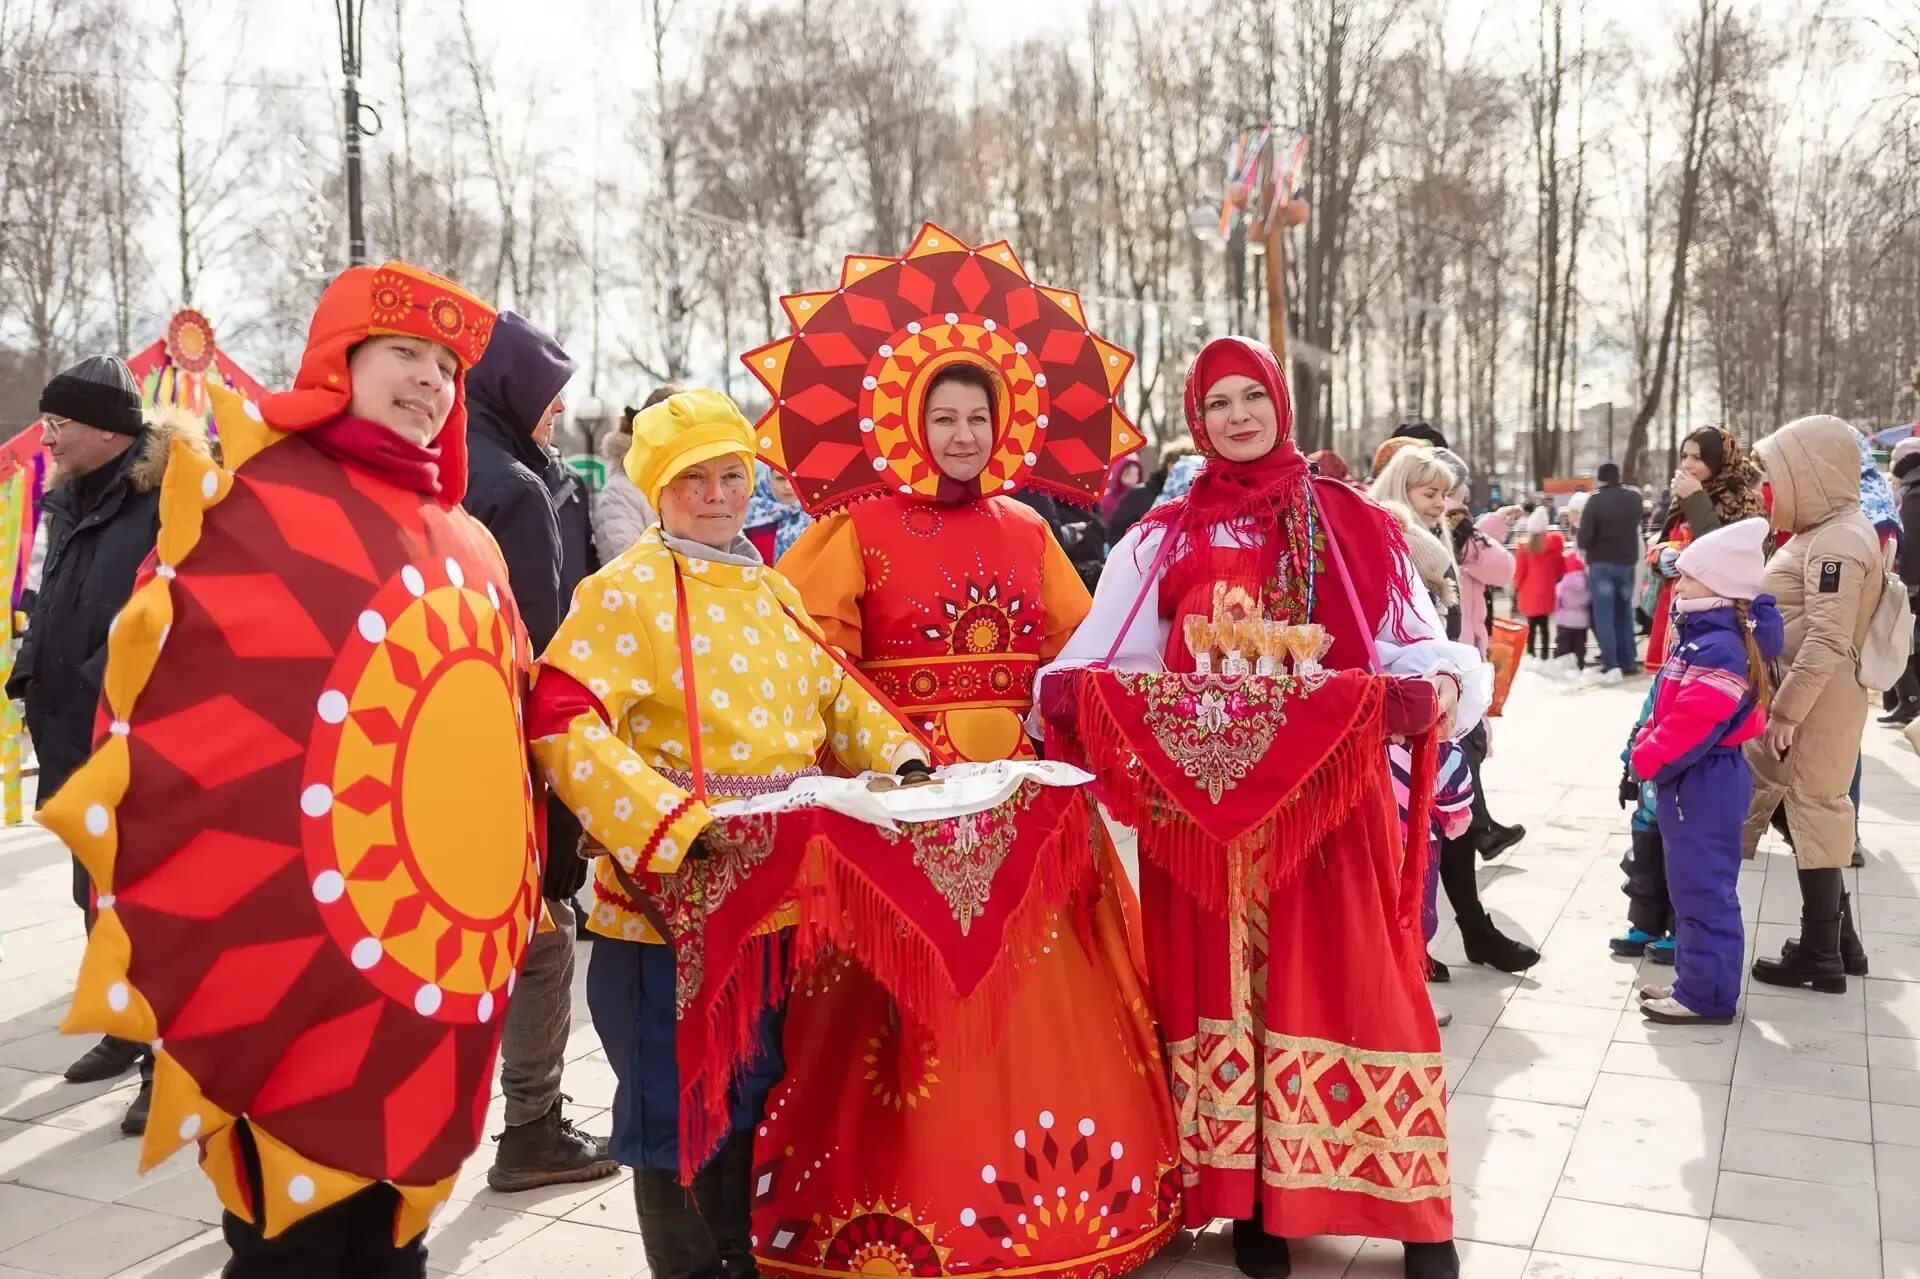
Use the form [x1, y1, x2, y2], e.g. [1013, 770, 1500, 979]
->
[531, 526, 918, 942]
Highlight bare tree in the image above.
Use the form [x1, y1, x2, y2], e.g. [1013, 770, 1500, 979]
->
[1619, 0, 1731, 483]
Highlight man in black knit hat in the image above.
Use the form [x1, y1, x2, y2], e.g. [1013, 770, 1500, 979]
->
[9, 355, 207, 1134]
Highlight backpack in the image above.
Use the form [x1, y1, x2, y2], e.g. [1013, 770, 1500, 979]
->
[1857, 539, 1915, 692]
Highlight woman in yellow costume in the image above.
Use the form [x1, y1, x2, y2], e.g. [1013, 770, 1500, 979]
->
[526, 388, 928, 1279]
[744, 224, 1181, 1279]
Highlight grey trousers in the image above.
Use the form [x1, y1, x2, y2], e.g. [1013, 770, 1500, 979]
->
[499, 896, 575, 1127]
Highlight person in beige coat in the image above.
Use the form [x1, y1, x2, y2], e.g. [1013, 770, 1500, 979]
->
[1743, 414, 1881, 995]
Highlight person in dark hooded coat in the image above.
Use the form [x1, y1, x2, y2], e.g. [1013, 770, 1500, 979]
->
[460, 312, 620, 1192]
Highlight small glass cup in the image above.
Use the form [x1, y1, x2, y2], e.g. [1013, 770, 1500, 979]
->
[1217, 617, 1250, 678]
[1183, 614, 1216, 675]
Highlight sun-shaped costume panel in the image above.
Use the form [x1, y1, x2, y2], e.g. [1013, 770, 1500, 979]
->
[40, 263, 542, 1247]
[743, 222, 1141, 513]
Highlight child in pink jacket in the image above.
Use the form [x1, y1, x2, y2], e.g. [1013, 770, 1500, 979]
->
[1553, 551, 1592, 669]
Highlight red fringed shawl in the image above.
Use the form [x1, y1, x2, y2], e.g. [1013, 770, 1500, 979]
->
[613, 782, 1095, 1181]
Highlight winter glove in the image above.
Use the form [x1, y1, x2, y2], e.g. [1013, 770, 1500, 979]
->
[1617, 767, 1639, 810]
[1657, 546, 1681, 579]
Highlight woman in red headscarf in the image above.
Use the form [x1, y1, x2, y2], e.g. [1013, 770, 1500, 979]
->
[1038, 337, 1490, 1279]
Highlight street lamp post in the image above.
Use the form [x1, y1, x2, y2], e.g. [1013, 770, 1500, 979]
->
[334, 1, 371, 266]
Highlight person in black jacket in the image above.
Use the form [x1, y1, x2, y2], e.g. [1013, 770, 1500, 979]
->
[1575, 460, 1646, 679]
[9, 357, 208, 1128]
[460, 313, 619, 1193]
[542, 446, 602, 938]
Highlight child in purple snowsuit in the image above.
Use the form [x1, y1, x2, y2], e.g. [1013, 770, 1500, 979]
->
[1629, 518, 1784, 1025]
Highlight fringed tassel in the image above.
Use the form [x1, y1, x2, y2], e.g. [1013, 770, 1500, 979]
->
[1396, 729, 1440, 990]
[1076, 674, 1387, 918]
[677, 931, 786, 1184]
[793, 795, 1096, 1068]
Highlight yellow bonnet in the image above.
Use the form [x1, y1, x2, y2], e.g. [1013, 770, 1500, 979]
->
[625, 388, 757, 507]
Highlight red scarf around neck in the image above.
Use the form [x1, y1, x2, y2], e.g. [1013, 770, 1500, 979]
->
[304, 415, 445, 499]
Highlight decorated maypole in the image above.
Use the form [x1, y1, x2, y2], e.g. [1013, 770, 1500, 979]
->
[1217, 130, 1311, 369]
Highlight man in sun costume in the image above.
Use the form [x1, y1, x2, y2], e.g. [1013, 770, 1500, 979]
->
[40, 263, 544, 1276]
[744, 224, 1181, 1279]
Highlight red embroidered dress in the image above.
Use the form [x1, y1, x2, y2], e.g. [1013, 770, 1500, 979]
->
[758, 493, 1183, 1279]
[1039, 338, 1477, 1248]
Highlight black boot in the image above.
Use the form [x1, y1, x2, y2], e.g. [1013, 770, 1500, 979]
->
[1230, 1213, 1291, 1279]
[1781, 890, 1869, 977]
[1753, 869, 1847, 994]
[1404, 1240, 1460, 1279]
[488, 1100, 619, 1191]
[1426, 953, 1451, 984]
[1476, 822, 1527, 861]
[1458, 914, 1541, 973]
[635, 1170, 724, 1279]
[691, 1135, 759, 1279]
[64, 1036, 142, 1084]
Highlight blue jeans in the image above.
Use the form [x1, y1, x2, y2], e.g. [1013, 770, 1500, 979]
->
[1589, 563, 1638, 673]
[586, 936, 786, 1173]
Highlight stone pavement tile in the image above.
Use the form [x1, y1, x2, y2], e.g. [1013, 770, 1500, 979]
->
[1441, 1019, 1494, 1060]
[1532, 1199, 1709, 1270]
[105, 1229, 226, 1277]
[1875, 1035, 1920, 1071]
[1565, 1109, 1721, 1168]
[1872, 1066, 1920, 1107]
[1453, 1180, 1555, 1249]
[1497, 1002, 1624, 1041]
[116, 1166, 222, 1229]
[1443, 991, 1514, 1028]
[0, 1183, 95, 1252]
[1712, 1169, 1880, 1240]
[0, 1119, 124, 1187]
[1863, 938, 1920, 984]
[1477, 1028, 1615, 1074]
[1455, 1058, 1598, 1108]
[1345, 1237, 1528, 1277]
[1890, 1240, 1920, 1279]
[1719, 1125, 1875, 1187]
[1876, 1101, 1920, 1146]
[0, 1201, 206, 1278]
[15, 1138, 194, 1204]
[0, 1066, 132, 1125]
[1520, 1253, 1699, 1277]
[0, 1032, 113, 1077]
[558, 1179, 640, 1234]
[1861, 897, 1920, 940]
[1701, 1218, 1884, 1278]
[1738, 988, 1867, 1033]
[1729, 1045, 1870, 1098]
[1450, 1115, 1580, 1195]
[1581, 1074, 1729, 1127]
[1598, 1041, 1735, 1085]
[466, 1219, 649, 1274]
[1737, 1018, 1869, 1067]
[1858, 863, 1920, 901]
[421, 1198, 555, 1275]
[1555, 1144, 1718, 1218]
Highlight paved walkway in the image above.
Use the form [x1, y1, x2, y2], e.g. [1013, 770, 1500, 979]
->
[0, 672, 1915, 1276]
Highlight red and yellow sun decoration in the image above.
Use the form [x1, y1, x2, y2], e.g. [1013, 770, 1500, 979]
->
[40, 383, 542, 1243]
[742, 223, 1142, 515]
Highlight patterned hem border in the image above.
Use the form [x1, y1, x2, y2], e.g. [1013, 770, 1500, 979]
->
[756, 1214, 1183, 1279]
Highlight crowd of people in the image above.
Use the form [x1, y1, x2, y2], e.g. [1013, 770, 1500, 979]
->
[9, 248, 1916, 1279]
